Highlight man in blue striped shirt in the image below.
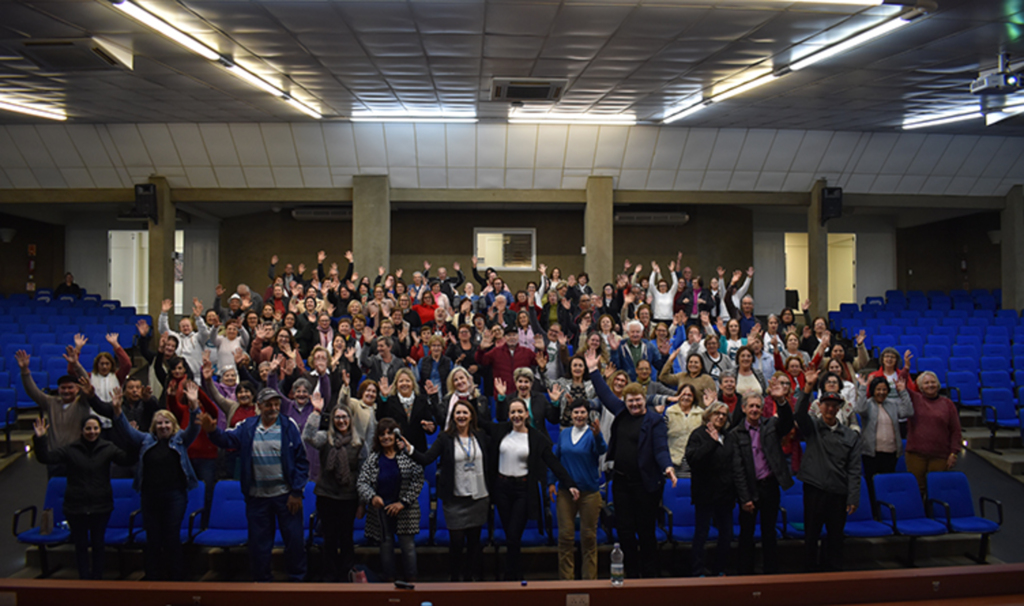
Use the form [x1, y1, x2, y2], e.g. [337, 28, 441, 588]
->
[202, 387, 308, 582]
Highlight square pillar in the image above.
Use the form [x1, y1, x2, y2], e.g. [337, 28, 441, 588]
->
[807, 179, 828, 317]
[353, 175, 391, 276]
[585, 176, 614, 283]
[1002, 184, 1024, 311]
[147, 176, 175, 317]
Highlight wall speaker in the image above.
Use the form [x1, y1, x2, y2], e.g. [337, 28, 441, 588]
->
[821, 187, 842, 224]
[134, 183, 157, 224]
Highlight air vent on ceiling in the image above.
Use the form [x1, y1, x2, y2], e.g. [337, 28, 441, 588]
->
[12, 37, 133, 71]
[614, 212, 690, 226]
[491, 78, 568, 102]
[291, 207, 352, 221]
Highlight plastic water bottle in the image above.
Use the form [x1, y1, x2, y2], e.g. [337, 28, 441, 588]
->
[610, 543, 625, 587]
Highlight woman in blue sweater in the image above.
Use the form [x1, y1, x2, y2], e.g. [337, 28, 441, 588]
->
[548, 398, 606, 580]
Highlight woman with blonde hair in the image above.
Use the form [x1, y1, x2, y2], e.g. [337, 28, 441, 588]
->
[111, 382, 201, 581]
[434, 365, 488, 429]
[376, 367, 436, 452]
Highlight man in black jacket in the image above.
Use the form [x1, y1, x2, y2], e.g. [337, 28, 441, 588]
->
[794, 367, 861, 572]
[731, 378, 794, 575]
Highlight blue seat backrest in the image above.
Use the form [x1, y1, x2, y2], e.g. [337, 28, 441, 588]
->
[926, 472, 974, 519]
[43, 477, 68, 525]
[208, 481, 248, 529]
[874, 473, 926, 520]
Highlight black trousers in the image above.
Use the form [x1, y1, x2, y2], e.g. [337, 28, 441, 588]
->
[612, 474, 661, 578]
[738, 476, 781, 575]
[493, 476, 529, 581]
[317, 496, 358, 582]
[66, 512, 111, 580]
[692, 499, 733, 577]
[803, 483, 848, 572]
[862, 452, 897, 508]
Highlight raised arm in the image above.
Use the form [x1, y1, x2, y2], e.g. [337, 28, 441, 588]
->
[585, 350, 624, 417]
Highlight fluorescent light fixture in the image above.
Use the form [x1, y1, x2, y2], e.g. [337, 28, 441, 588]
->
[713, 73, 778, 103]
[112, 0, 220, 61]
[902, 110, 982, 130]
[761, 0, 883, 4]
[286, 97, 322, 120]
[350, 113, 477, 123]
[662, 103, 708, 124]
[507, 114, 636, 126]
[790, 17, 910, 71]
[0, 99, 66, 121]
[226, 64, 284, 97]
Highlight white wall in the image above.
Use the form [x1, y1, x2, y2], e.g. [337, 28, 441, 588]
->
[752, 230, 786, 314]
[855, 231, 897, 303]
[182, 220, 220, 311]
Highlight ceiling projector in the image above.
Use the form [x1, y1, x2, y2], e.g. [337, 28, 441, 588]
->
[971, 53, 1022, 94]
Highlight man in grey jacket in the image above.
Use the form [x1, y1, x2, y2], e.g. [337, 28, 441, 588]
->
[794, 367, 861, 572]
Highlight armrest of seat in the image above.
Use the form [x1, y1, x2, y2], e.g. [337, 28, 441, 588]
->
[778, 506, 789, 539]
[306, 512, 317, 549]
[187, 507, 206, 542]
[875, 500, 898, 533]
[979, 403, 999, 424]
[980, 497, 1003, 527]
[12, 505, 36, 538]
[948, 386, 961, 408]
[128, 508, 142, 541]
[926, 498, 952, 531]
[658, 503, 673, 543]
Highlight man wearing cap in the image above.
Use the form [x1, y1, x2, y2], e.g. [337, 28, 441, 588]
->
[476, 324, 535, 399]
[731, 379, 794, 575]
[794, 368, 861, 572]
[15, 350, 91, 476]
[201, 387, 309, 582]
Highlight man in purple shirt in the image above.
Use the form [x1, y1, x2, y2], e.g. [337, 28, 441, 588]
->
[730, 379, 794, 575]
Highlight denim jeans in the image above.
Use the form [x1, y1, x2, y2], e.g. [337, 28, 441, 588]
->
[190, 457, 218, 529]
[377, 508, 416, 581]
[246, 493, 307, 582]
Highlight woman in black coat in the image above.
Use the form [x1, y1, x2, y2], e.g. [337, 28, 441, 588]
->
[685, 401, 735, 577]
[485, 398, 578, 581]
[405, 398, 492, 582]
[33, 415, 135, 579]
[376, 368, 436, 452]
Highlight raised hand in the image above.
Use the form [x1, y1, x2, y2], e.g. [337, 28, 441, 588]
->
[310, 391, 324, 412]
[77, 375, 95, 398]
[452, 261, 460, 272]
[768, 377, 785, 399]
[62, 345, 78, 365]
[33, 416, 48, 438]
[895, 377, 907, 392]
[15, 350, 31, 370]
[345, 250, 353, 262]
[161, 299, 173, 314]
[423, 260, 431, 271]
[297, 263, 306, 276]
[318, 250, 327, 263]
[136, 319, 150, 337]
[271, 255, 279, 266]
[802, 298, 811, 312]
[424, 380, 439, 396]
[548, 383, 564, 403]
[74, 333, 88, 350]
[215, 284, 225, 297]
[903, 349, 913, 368]
[494, 377, 507, 397]
[803, 367, 820, 392]
[668, 260, 676, 273]
[471, 256, 478, 268]
[111, 386, 123, 416]
[747, 266, 755, 277]
[584, 349, 599, 373]
[184, 381, 200, 409]
[105, 333, 119, 348]
[702, 388, 716, 408]
[608, 333, 622, 350]
[395, 268, 403, 279]
[142, 385, 153, 401]
[856, 330, 866, 346]
[731, 270, 742, 284]
[716, 266, 725, 278]
[379, 376, 390, 397]
[198, 412, 217, 434]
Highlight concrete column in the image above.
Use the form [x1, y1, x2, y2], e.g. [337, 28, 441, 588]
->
[1001, 185, 1024, 311]
[585, 176, 614, 283]
[147, 176, 175, 317]
[807, 179, 828, 318]
[353, 175, 391, 276]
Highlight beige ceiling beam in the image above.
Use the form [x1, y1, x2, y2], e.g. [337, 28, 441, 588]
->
[389, 188, 586, 203]
[170, 188, 353, 203]
[844, 193, 1005, 210]
[0, 189, 134, 203]
[613, 191, 810, 205]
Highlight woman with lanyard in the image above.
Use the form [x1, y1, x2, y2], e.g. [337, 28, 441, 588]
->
[303, 396, 367, 582]
[488, 398, 578, 581]
[357, 418, 423, 582]
[548, 398, 605, 580]
[405, 399, 491, 582]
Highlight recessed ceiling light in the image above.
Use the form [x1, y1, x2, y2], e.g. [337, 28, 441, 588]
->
[0, 99, 66, 121]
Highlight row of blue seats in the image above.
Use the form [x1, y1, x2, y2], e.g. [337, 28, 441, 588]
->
[884, 288, 1000, 300]
[834, 316, 1024, 335]
[15, 470, 1000, 578]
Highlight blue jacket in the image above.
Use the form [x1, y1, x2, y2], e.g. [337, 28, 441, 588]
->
[590, 370, 672, 493]
[114, 408, 201, 494]
[207, 414, 309, 499]
[611, 339, 657, 381]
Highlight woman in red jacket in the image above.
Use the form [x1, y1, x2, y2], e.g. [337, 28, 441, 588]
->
[412, 291, 440, 326]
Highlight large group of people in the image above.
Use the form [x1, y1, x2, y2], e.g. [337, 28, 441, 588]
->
[17, 250, 963, 581]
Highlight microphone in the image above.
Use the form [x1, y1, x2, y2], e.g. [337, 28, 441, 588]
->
[392, 428, 402, 441]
